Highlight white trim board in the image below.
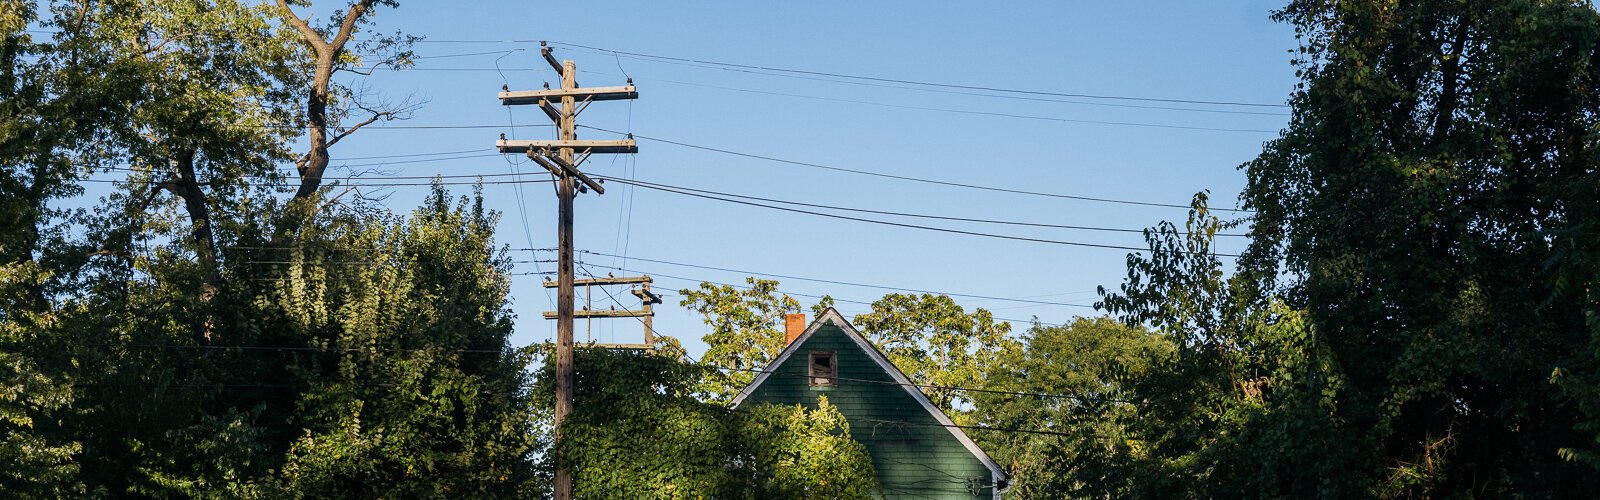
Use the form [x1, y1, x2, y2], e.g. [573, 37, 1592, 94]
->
[728, 308, 1008, 485]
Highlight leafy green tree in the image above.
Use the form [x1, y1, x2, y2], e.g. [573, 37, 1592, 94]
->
[852, 293, 1016, 419]
[679, 278, 803, 402]
[1091, 197, 1365, 497]
[968, 316, 1172, 498]
[1237, 0, 1600, 495]
[0, 262, 84, 498]
[253, 187, 540, 497]
[5, 1, 543, 497]
[737, 396, 878, 498]
[0, 5, 85, 495]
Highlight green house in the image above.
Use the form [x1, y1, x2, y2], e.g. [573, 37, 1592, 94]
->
[730, 309, 1008, 499]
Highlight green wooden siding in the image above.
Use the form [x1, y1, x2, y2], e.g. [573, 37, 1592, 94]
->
[741, 322, 997, 499]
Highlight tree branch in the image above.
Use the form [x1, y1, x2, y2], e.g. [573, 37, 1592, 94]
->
[327, 101, 405, 147]
[274, 0, 329, 52]
[328, 0, 376, 52]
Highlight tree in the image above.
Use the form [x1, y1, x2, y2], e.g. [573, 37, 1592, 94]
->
[274, 0, 418, 200]
[5, 2, 544, 496]
[1095, 196, 1367, 497]
[852, 293, 1016, 420]
[0, 262, 84, 498]
[253, 186, 540, 497]
[679, 278, 803, 402]
[968, 316, 1172, 498]
[1242, 0, 1600, 495]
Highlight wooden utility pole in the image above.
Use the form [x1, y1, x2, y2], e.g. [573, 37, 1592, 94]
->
[497, 42, 638, 500]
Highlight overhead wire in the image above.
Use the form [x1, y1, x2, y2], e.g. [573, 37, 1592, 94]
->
[561, 66, 1288, 117]
[598, 176, 1247, 237]
[578, 125, 1252, 213]
[541, 41, 1287, 108]
[407, 66, 1283, 131]
[495, 44, 560, 316]
[550, 265, 1119, 415]
[87, 174, 1231, 257]
[720, 366, 1134, 405]
[78, 176, 554, 188]
[595, 176, 1240, 257]
[98, 162, 1243, 239]
[565, 249, 1098, 308]
[571, 260, 1070, 328]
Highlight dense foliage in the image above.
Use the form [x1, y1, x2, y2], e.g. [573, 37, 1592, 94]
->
[532, 348, 878, 498]
[10, 0, 1600, 498]
[1240, 0, 1600, 495]
[1, 1, 543, 497]
[1064, 0, 1600, 497]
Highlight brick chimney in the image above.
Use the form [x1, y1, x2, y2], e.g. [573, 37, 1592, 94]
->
[785, 313, 807, 345]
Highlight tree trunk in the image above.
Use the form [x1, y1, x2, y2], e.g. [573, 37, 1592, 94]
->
[171, 146, 220, 341]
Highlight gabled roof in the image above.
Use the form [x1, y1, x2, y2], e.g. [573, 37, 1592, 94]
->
[730, 308, 1007, 485]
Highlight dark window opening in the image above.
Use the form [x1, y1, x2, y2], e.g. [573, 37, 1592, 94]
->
[809, 350, 836, 387]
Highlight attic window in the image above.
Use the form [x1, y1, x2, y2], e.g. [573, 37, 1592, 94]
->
[809, 350, 837, 387]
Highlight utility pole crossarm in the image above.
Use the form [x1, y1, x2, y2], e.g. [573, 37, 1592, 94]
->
[497, 139, 638, 154]
[578, 343, 653, 350]
[542, 276, 653, 287]
[542, 309, 654, 319]
[500, 86, 638, 105]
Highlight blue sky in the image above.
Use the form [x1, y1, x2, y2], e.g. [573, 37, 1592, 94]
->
[103, 1, 1303, 354]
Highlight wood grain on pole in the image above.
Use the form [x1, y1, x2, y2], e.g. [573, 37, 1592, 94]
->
[551, 57, 579, 500]
[497, 50, 639, 499]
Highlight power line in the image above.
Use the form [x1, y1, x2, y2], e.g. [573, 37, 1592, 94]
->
[565, 249, 1097, 308]
[62, 342, 513, 354]
[412, 49, 525, 60]
[90, 173, 1234, 256]
[107, 166, 535, 181]
[404, 66, 1285, 129]
[102, 153, 502, 177]
[598, 177, 1240, 257]
[237, 250, 1097, 311]
[579, 125, 1251, 213]
[547, 267, 1112, 411]
[337, 148, 492, 160]
[571, 260, 1070, 328]
[721, 366, 1133, 405]
[79, 176, 554, 188]
[230, 123, 550, 130]
[543, 41, 1288, 109]
[413, 38, 541, 44]
[100, 163, 1249, 238]
[562, 69, 1289, 117]
[600, 177, 1247, 237]
[843, 417, 1084, 439]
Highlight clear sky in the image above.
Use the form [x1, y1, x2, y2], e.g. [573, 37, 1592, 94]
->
[110, 1, 1305, 355]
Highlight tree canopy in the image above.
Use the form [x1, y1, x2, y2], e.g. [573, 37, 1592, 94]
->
[9, 0, 1600, 498]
